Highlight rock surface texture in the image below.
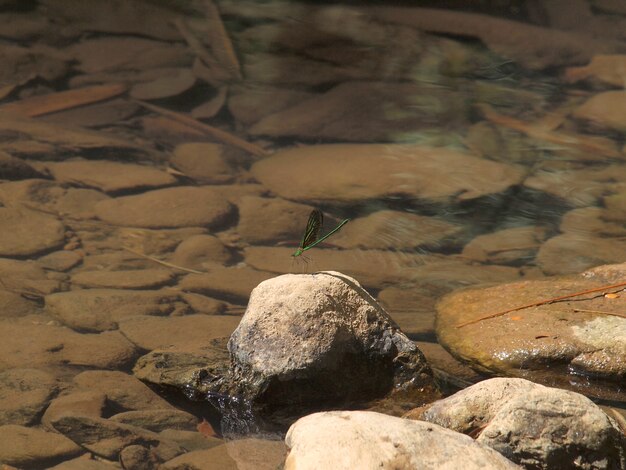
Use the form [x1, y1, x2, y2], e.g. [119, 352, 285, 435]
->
[285, 410, 521, 470]
[413, 378, 626, 470]
[227, 272, 437, 409]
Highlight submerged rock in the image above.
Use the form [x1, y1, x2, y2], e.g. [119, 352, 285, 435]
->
[285, 410, 520, 470]
[412, 378, 626, 470]
[436, 262, 626, 399]
[228, 272, 438, 410]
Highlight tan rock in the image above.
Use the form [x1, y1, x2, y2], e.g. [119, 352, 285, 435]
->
[170, 143, 238, 184]
[130, 68, 196, 100]
[0, 317, 137, 370]
[0, 206, 65, 256]
[38, 250, 83, 271]
[41, 160, 176, 193]
[536, 233, 626, 275]
[236, 196, 313, 245]
[564, 54, 626, 87]
[332, 210, 462, 250]
[70, 269, 174, 290]
[228, 85, 314, 125]
[560, 207, 626, 237]
[179, 266, 275, 303]
[169, 234, 233, 270]
[0, 424, 82, 468]
[118, 314, 241, 351]
[0, 368, 58, 425]
[45, 288, 187, 332]
[95, 186, 235, 229]
[73, 370, 174, 411]
[251, 144, 525, 204]
[42, 391, 107, 428]
[461, 226, 546, 265]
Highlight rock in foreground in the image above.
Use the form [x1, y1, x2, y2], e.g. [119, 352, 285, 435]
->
[285, 411, 520, 470]
[228, 272, 437, 410]
[412, 378, 626, 470]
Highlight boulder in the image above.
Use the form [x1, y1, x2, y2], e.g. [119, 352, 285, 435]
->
[228, 272, 437, 409]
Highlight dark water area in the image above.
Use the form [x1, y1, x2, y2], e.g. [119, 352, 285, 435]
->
[0, 0, 625, 468]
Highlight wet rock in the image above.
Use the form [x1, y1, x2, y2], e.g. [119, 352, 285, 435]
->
[161, 438, 286, 470]
[160, 428, 222, 452]
[285, 411, 519, 470]
[414, 378, 626, 469]
[41, 98, 141, 128]
[573, 90, 626, 132]
[0, 317, 138, 370]
[524, 165, 626, 207]
[48, 453, 121, 470]
[180, 292, 227, 315]
[560, 207, 626, 238]
[170, 143, 238, 184]
[70, 269, 175, 290]
[119, 444, 161, 470]
[95, 186, 235, 229]
[0, 424, 83, 468]
[251, 144, 524, 204]
[130, 68, 196, 100]
[0, 289, 41, 318]
[0, 151, 43, 180]
[436, 263, 626, 392]
[191, 86, 228, 119]
[179, 267, 275, 304]
[45, 289, 186, 332]
[41, 160, 176, 194]
[332, 210, 462, 250]
[67, 37, 192, 74]
[461, 226, 547, 265]
[0, 257, 63, 297]
[536, 233, 626, 275]
[228, 272, 436, 408]
[564, 54, 626, 87]
[169, 234, 233, 270]
[249, 81, 466, 142]
[50, 415, 183, 461]
[118, 314, 241, 351]
[0, 368, 58, 425]
[236, 196, 313, 245]
[415, 341, 483, 387]
[133, 338, 230, 392]
[604, 190, 626, 224]
[72, 370, 175, 412]
[228, 85, 314, 126]
[0, 206, 66, 257]
[377, 286, 439, 338]
[42, 391, 107, 428]
[38, 250, 83, 271]
[111, 409, 197, 432]
[0, 114, 149, 160]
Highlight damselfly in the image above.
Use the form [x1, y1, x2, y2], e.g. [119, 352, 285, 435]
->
[292, 209, 350, 257]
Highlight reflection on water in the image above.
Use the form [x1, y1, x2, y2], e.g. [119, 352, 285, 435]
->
[0, 0, 625, 465]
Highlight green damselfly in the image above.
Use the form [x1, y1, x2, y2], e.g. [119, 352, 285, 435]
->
[292, 209, 350, 257]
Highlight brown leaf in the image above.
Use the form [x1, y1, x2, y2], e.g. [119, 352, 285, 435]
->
[197, 418, 217, 438]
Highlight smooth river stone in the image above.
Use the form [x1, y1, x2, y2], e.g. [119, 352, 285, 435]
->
[251, 144, 525, 204]
[95, 186, 235, 229]
[70, 269, 174, 289]
[0, 368, 58, 425]
[436, 262, 626, 400]
[0, 207, 65, 257]
[41, 160, 176, 193]
[0, 424, 82, 468]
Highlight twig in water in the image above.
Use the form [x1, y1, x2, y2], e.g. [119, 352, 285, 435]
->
[123, 246, 205, 275]
[134, 100, 270, 157]
[456, 281, 626, 328]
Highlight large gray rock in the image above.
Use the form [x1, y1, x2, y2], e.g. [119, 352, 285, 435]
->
[285, 410, 520, 470]
[227, 272, 437, 408]
[414, 378, 626, 470]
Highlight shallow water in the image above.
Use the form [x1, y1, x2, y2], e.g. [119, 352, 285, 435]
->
[1, 0, 625, 468]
